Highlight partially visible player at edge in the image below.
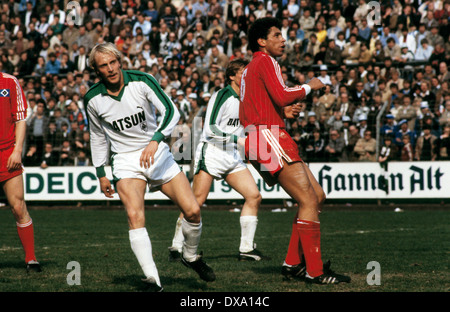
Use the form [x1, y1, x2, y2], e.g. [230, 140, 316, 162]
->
[240, 17, 350, 284]
[169, 59, 265, 262]
[85, 43, 215, 292]
[0, 72, 41, 273]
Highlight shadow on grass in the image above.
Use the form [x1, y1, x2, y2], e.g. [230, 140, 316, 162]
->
[0, 260, 27, 270]
[202, 254, 239, 261]
[112, 274, 210, 292]
[250, 265, 283, 276]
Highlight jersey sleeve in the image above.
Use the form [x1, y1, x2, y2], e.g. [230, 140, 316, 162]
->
[9, 75, 27, 122]
[259, 56, 311, 107]
[86, 100, 109, 178]
[142, 74, 180, 143]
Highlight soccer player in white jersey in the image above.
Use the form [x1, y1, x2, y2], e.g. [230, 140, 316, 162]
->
[168, 59, 265, 261]
[85, 43, 215, 291]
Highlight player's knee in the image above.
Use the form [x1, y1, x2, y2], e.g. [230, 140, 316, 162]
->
[318, 190, 326, 204]
[298, 191, 320, 211]
[250, 192, 262, 206]
[10, 199, 27, 219]
[183, 205, 201, 223]
[126, 208, 145, 227]
[194, 193, 207, 207]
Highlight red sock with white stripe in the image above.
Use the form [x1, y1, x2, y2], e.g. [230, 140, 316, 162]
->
[297, 219, 324, 277]
[284, 217, 303, 266]
[16, 219, 36, 263]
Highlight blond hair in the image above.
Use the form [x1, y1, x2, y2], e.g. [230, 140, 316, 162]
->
[88, 42, 123, 71]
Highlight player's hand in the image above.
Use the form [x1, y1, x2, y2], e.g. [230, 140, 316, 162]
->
[283, 103, 302, 119]
[6, 149, 22, 171]
[307, 78, 325, 91]
[99, 176, 115, 198]
[140, 140, 159, 169]
[237, 137, 246, 147]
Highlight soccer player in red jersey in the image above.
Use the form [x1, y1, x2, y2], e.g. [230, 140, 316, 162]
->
[240, 17, 350, 284]
[0, 73, 41, 273]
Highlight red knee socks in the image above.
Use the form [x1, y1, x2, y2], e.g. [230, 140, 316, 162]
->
[284, 217, 303, 266]
[284, 218, 324, 277]
[16, 219, 36, 263]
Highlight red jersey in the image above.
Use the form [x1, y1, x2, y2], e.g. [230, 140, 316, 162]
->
[239, 51, 310, 130]
[0, 73, 27, 150]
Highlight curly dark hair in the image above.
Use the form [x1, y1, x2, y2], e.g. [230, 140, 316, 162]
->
[248, 17, 282, 53]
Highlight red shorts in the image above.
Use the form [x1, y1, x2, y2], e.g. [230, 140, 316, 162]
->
[245, 127, 302, 186]
[0, 145, 23, 183]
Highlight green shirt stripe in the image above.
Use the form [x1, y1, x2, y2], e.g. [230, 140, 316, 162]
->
[209, 85, 239, 143]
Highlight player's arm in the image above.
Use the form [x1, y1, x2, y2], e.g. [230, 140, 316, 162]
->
[259, 57, 311, 107]
[7, 75, 28, 170]
[86, 101, 114, 198]
[7, 121, 26, 170]
[141, 74, 180, 168]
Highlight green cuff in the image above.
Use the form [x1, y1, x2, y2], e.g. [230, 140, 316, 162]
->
[231, 134, 239, 144]
[96, 166, 106, 178]
[151, 132, 165, 143]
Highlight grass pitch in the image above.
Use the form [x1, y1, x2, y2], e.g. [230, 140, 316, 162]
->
[0, 207, 448, 293]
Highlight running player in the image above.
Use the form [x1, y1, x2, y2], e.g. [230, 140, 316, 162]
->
[0, 72, 41, 273]
[168, 59, 264, 262]
[85, 43, 215, 291]
[240, 17, 350, 284]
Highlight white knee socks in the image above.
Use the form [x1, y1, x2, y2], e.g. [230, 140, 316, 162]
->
[171, 217, 184, 252]
[129, 227, 161, 286]
[239, 215, 258, 253]
[181, 218, 202, 262]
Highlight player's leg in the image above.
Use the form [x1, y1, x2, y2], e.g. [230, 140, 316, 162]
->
[279, 162, 325, 277]
[168, 213, 184, 261]
[2, 174, 40, 271]
[160, 171, 215, 282]
[277, 160, 323, 278]
[277, 161, 321, 221]
[303, 164, 326, 213]
[116, 178, 148, 229]
[225, 169, 263, 259]
[277, 160, 350, 283]
[192, 170, 214, 207]
[116, 178, 162, 289]
[160, 171, 201, 261]
[169, 170, 213, 260]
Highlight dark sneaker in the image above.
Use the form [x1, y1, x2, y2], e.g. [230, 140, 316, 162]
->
[142, 277, 163, 292]
[238, 248, 266, 261]
[305, 261, 351, 284]
[282, 262, 307, 280]
[181, 252, 216, 282]
[168, 247, 182, 262]
[26, 260, 42, 273]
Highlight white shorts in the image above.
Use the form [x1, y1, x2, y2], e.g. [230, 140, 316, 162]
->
[111, 142, 181, 191]
[193, 142, 247, 180]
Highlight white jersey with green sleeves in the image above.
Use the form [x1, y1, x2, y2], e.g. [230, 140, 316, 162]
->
[85, 70, 180, 177]
[201, 85, 244, 149]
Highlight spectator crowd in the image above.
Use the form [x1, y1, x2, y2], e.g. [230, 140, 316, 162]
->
[1, 0, 449, 169]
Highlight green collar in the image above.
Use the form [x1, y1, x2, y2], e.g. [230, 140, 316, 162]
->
[99, 70, 130, 101]
[226, 85, 239, 98]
